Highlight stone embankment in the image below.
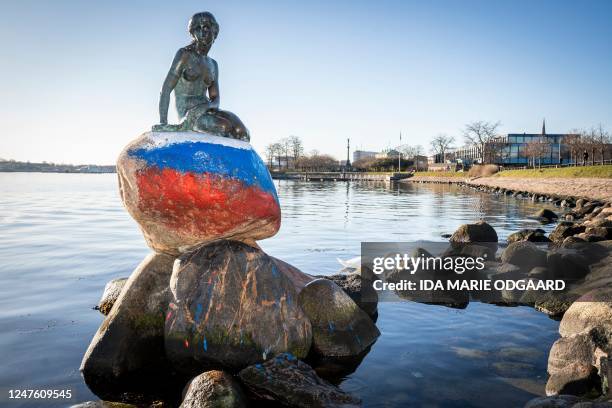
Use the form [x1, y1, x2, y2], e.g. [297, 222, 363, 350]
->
[405, 175, 612, 203]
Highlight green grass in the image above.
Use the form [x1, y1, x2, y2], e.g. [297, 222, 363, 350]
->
[495, 165, 612, 179]
[413, 171, 468, 178]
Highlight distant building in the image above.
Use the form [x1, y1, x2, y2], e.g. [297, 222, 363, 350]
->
[353, 150, 378, 162]
[375, 149, 401, 159]
[452, 120, 603, 166]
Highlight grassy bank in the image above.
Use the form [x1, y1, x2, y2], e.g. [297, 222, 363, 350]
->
[495, 165, 612, 179]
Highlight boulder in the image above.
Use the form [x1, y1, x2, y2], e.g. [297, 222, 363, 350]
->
[81, 253, 175, 398]
[117, 131, 281, 255]
[238, 353, 361, 407]
[507, 228, 551, 244]
[550, 223, 587, 244]
[449, 220, 498, 245]
[180, 370, 247, 408]
[524, 395, 587, 408]
[535, 294, 576, 318]
[545, 363, 599, 396]
[318, 273, 378, 319]
[559, 289, 612, 338]
[97, 277, 128, 316]
[547, 248, 590, 281]
[585, 227, 612, 240]
[165, 241, 312, 372]
[501, 242, 548, 271]
[534, 209, 559, 223]
[298, 279, 379, 357]
[548, 333, 595, 376]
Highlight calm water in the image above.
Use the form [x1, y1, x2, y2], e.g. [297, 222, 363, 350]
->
[0, 173, 562, 407]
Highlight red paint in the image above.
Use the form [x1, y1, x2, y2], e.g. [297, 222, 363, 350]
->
[136, 168, 281, 237]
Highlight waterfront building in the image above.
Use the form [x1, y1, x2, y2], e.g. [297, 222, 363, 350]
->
[353, 150, 378, 162]
[375, 149, 401, 159]
[451, 120, 599, 166]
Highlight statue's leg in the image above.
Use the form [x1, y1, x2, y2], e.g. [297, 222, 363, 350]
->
[213, 110, 250, 142]
[194, 110, 250, 142]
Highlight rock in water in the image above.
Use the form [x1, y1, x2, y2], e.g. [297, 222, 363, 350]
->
[81, 253, 175, 397]
[238, 353, 361, 407]
[501, 241, 548, 271]
[298, 279, 379, 357]
[117, 131, 281, 255]
[449, 220, 498, 244]
[180, 370, 247, 408]
[97, 277, 128, 316]
[165, 241, 312, 372]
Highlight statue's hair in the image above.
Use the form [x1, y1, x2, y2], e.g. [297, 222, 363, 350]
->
[188, 12, 219, 39]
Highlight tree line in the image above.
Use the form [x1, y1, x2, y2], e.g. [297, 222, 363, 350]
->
[265, 136, 342, 172]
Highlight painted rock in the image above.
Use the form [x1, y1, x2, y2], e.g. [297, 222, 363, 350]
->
[165, 241, 312, 372]
[117, 131, 281, 255]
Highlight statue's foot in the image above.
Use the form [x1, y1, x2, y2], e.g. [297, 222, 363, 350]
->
[152, 123, 183, 132]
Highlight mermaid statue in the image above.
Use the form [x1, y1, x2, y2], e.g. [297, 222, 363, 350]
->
[153, 12, 249, 142]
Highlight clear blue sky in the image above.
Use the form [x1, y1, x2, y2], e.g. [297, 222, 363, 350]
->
[1, 0, 611, 164]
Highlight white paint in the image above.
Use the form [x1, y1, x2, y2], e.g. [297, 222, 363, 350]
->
[143, 131, 252, 150]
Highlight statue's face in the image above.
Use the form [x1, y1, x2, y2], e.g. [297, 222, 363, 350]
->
[191, 19, 216, 46]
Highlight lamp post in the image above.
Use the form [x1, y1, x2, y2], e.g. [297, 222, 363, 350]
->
[398, 132, 402, 173]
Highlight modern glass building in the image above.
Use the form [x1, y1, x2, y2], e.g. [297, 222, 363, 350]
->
[452, 121, 578, 166]
[498, 132, 567, 165]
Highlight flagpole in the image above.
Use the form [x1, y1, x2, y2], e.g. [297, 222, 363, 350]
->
[398, 132, 402, 173]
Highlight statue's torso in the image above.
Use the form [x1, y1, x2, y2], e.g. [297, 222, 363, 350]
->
[174, 49, 216, 118]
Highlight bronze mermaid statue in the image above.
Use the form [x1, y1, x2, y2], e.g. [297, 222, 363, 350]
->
[153, 12, 249, 142]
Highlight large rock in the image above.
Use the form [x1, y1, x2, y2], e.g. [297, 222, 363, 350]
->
[449, 220, 498, 245]
[550, 222, 587, 243]
[298, 278, 379, 357]
[317, 273, 378, 319]
[501, 241, 548, 271]
[97, 277, 128, 316]
[117, 131, 281, 255]
[180, 370, 247, 408]
[559, 289, 612, 338]
[81, 253, 175, 397]
[165, 241, 312, 372]
[547, 248, 590, 281]
[524, 395, 592, 408]
[507, 228, 551, 244]
[534, 209, 559, 223]
[238, 353, 361, 407]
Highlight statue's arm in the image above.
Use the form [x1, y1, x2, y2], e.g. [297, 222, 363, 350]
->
[158, 50, 184, 124]
[207, 59, 220, 110]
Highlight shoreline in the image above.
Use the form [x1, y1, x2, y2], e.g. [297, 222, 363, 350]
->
[404, 175, 612, 203]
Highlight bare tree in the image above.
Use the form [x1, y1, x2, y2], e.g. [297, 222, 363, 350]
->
[524, 137, 551, 168]
[463, 121, 501, 164]
[593, 125, 611, 165]
[264, 144, 276, 167]
[430, 134, 455, 163]
[287, 135, 304, 168]
[563, 131, 583, 166]
[269, 142, 283, 169]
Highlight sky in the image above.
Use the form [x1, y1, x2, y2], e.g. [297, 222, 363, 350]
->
[1, 0, 611, 164]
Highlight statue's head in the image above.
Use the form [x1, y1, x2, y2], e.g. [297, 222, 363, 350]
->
[188, 12, 219, 46]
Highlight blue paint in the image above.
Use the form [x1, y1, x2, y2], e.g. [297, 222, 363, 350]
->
[194, 303, 203, 323]
[129, 141, 277, 196]
[328, 321, 335, 333]
[203, 337, 208, 351]
[271, 264, 279, 278]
